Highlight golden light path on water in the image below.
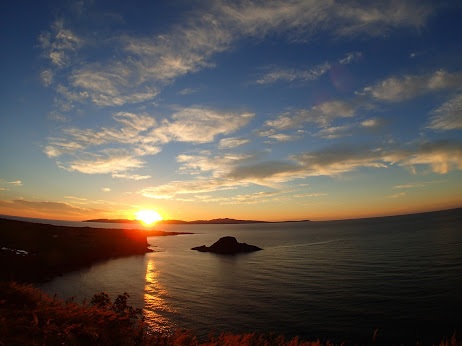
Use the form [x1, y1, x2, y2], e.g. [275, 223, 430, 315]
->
[143, 257, 176, 333]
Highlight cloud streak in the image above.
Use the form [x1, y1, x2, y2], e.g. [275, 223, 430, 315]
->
[159, 108, 254, 144]
[263, 99, 361, 134]
[362, 70, 462, 102]
[256, 62, 331, 85]
[428, 94, 462, 130]
[256, 52, 361, 85]
[0, 199, 104, 218]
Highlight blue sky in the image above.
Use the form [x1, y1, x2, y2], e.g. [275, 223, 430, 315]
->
[1, 0, 461, 221]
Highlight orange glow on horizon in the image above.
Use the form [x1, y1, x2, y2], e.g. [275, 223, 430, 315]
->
[135, 209, 163, 225]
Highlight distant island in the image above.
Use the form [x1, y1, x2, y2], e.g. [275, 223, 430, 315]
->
[84, 217, 311, 224]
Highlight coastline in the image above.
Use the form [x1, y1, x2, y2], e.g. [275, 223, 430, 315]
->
[83, 217, 275, 225]
[0, 218, 191, 283]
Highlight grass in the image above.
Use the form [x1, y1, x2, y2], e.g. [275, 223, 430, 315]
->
[0, 282, 460, 346]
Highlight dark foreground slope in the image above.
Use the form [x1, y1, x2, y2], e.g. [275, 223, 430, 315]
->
[1, 282, 459, 346]
[0, 218, 154, 282]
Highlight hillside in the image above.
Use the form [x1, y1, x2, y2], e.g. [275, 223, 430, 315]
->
[0, 218, 188, 282]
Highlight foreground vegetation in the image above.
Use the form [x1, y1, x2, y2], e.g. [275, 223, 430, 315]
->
[0, 282, 460, 346]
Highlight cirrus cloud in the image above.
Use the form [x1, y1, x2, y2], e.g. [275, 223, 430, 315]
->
[428, 94, 462, 130]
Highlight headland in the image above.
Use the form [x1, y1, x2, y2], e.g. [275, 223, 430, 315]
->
[0, 218, 190, 283]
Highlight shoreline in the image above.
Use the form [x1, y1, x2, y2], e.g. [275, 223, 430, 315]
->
[0, 218, 191, 283]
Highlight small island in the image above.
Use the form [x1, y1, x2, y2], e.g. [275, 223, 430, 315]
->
[191, 236, 262, 255]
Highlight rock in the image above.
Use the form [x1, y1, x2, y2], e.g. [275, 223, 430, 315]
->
[191, 236, 262, 255]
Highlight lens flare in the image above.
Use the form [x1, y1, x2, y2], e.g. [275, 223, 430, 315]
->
[135, 210, 162, 225]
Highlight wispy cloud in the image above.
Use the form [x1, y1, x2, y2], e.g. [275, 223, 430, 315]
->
[256, 52, 361, 85]
[0, 180, 22, 187]
[317, 125, 354, 139]
[111, 173, 151, 180]
[427, 94, 462, 130]
[40, 69, 53, 86]
[71, 67, 159, 106]
[64, 196, 88, 202]
[339, 52, 362, 65]
[293, 192, 328, 198]
[317, 117, 385, 139]
[38, 20, 83, 68]
[0, 198, 103, 217]
[218, 1, 432, 39]
[361, 118, 384, 128]
[409, 51, 424, 59]
[387, 192, 406, 198]
[226, 161, 302, 183]
[66, 154, 145, 175]
[177, 152, 257, 177]
[45, 112, 159, 159]
[219, 137, 250, 149]
[263, 99, 360, 133]
[393, 180, 443, 189]
[256, 62, 331, 85]
[158, 107, 254, 144]
[219, 190, 290, 205]
[362, 70, 462, 102]
[266, 133, 300, 142]
[334, 1, 432, 36]
[140, 179, 240, 200]
[178, 88, 199, 95]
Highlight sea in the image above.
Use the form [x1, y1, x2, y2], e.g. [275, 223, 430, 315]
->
[5, 209, 462, 344]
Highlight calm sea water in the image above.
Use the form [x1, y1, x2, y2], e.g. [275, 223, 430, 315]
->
[29, 209, 462, 344]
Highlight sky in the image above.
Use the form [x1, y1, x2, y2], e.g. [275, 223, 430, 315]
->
[1, 0, 462, 222]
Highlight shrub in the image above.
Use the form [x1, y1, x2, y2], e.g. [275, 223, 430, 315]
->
[0, 281, 145, 345]
[0, 282, 460, 345]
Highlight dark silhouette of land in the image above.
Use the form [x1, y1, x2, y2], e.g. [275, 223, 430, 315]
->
[84, 217, 311, 224]
[191, 236, 262, 255]
[0, 218, 191, 282]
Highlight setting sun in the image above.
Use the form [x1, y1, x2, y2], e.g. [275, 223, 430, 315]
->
[135, 210, 163, 225]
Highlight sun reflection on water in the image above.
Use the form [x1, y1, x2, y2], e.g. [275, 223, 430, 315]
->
[144, 256, 177, 333]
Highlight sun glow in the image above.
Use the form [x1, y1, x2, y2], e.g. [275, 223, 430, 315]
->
[135, 210, 163, 225]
